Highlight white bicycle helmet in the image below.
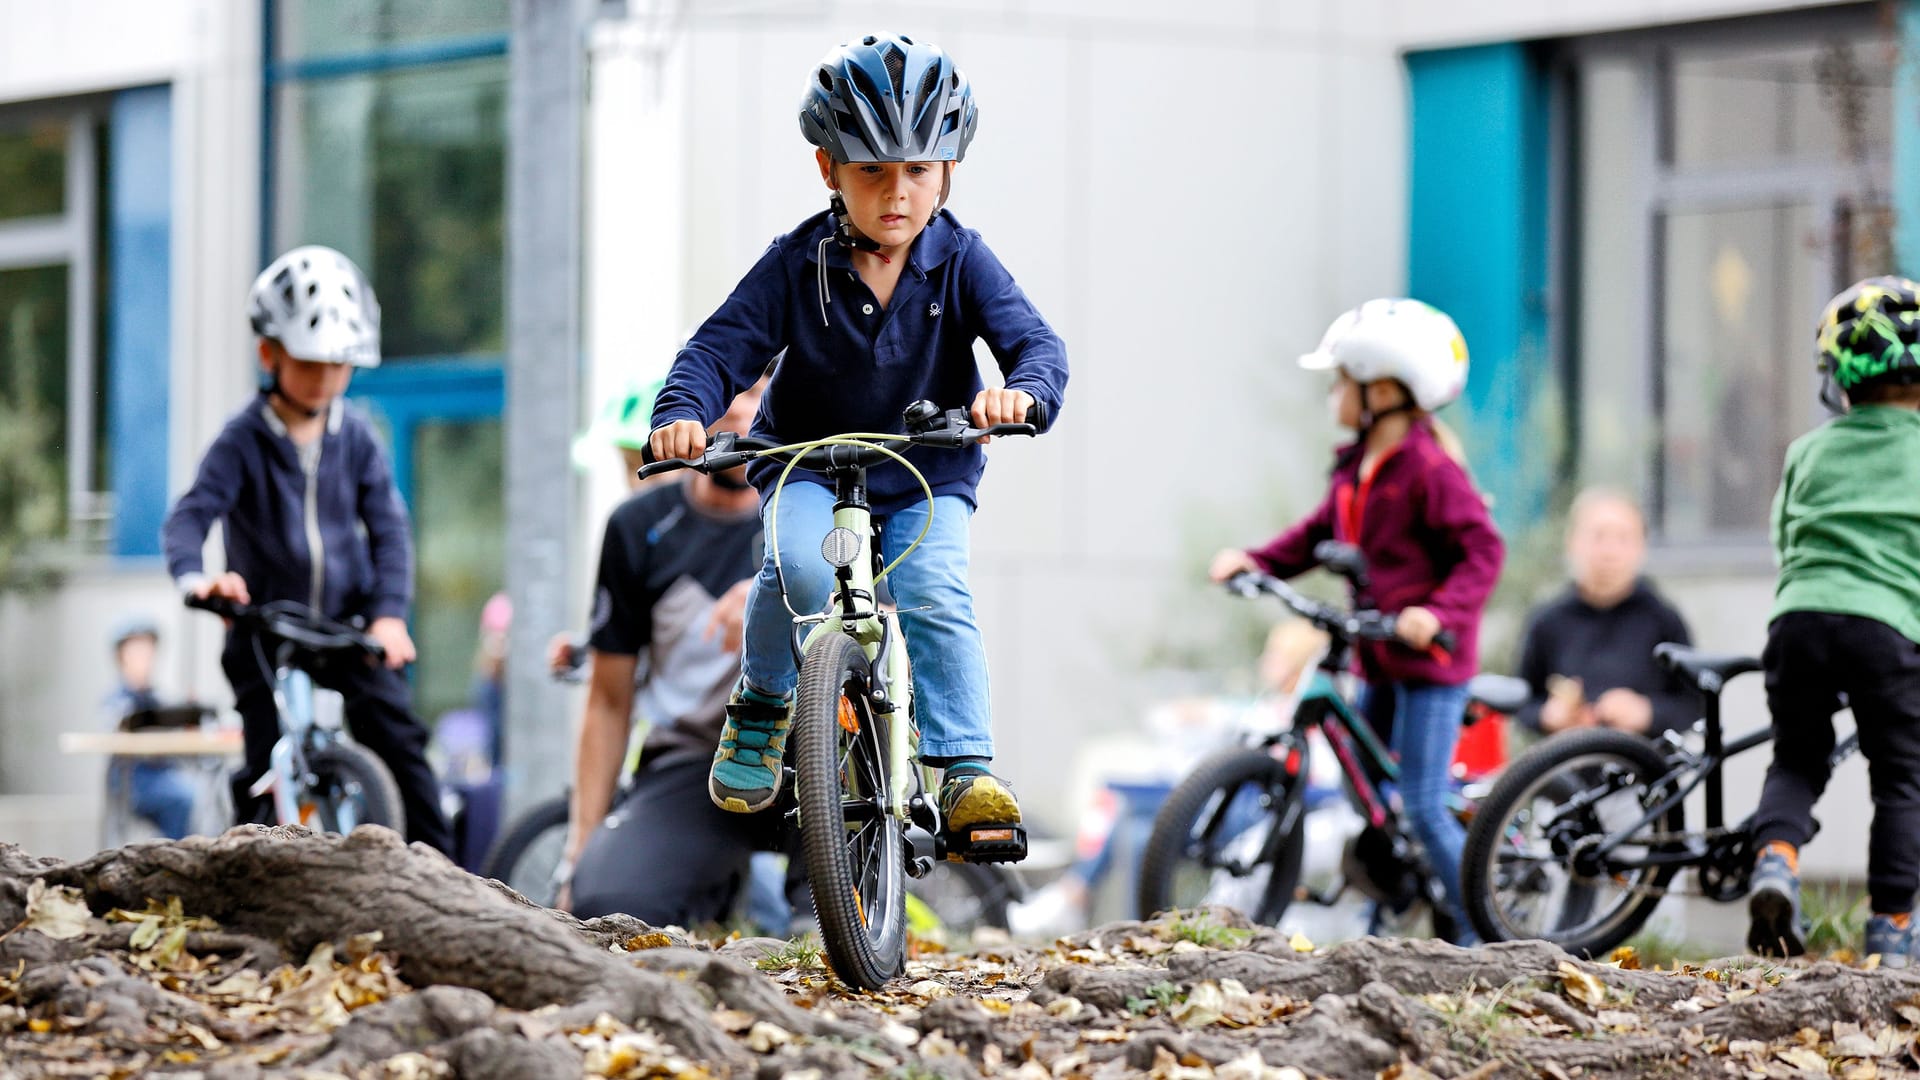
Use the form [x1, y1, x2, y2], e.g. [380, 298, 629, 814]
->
[1298, 298, 1468, 412]
[247, 245, 382, 367]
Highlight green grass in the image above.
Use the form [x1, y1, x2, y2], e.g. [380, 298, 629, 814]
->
[1801, 879, 1870, 957]
[753, 933, 825, 973]
[1165, 912, 1252, 950]
[1126, 980, 1185, 1015]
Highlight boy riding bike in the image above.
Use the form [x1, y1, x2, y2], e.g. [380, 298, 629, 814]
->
[161, 245, 451, 854]
[648, 33, 1068, 853]
[1210, 299, 1503, 940]
[1747, 276, 1920, 966]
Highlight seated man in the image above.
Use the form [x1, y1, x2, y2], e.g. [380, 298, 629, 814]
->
[561, 378, 794, 927]
[1516, 488, 1699, 738]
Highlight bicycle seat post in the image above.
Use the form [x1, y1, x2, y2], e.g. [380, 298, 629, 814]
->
[1702, 678, 1726, 833]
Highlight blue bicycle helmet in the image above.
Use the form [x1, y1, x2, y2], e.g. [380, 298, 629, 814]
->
[799, 34, 978, 163]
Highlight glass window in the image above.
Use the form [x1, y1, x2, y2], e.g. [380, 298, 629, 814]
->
[1667, 38, 1895, 170]
[275, 0, 508, 60]
[410, 417, 505, 724]
[0, 122, 65, 220]
[1657, 204, 1817, 538]
[272, 58, 506, 359]
[0, 265, 72, 535]
[1572, 15, 1895, 545]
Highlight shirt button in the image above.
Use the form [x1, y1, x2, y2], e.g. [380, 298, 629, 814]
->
[862, 303, 874, 315]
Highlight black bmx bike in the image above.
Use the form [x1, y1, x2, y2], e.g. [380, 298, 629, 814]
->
[1460, 644, 1860, 955]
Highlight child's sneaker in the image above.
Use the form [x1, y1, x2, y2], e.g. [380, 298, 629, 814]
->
[1864, 914, 1914, 968]
[709, 690, 791, 814]
[938, 764, 1028, 863]
[1746, 844, 1807, 957]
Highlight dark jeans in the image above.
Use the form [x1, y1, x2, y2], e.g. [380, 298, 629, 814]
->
[1755, 611, 1920, 914]
[223, 630, 453, 855]
[570, 751, 803, 928]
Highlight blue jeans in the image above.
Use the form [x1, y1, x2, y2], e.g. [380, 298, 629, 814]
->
[742, 482, 993, 759]
[125, 760, 197, 838]
[1361, 681, 1474, 940]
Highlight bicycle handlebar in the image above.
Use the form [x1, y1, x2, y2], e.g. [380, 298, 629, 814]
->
[1225, 571, 1457, 655]
[637, 400, 1049, 482]
[185, 594, 386, 663]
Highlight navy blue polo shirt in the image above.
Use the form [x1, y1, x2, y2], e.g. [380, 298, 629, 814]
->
[650, 209, 1068, 512]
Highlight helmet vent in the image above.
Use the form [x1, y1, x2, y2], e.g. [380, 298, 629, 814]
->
[916, 62, 940, 103]
[862, 35, 876, 45]
[817, 68, 833, 91]
[881, 44, 906, 96]
[308, 312, 321, 329]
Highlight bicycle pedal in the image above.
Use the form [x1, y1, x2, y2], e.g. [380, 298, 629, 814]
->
[943, 823, 1028, 864]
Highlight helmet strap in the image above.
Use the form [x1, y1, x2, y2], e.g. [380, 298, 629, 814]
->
[929, 161, 953, 226]
[828, 190, 883, 255]
[1356, 380, 1415, 436]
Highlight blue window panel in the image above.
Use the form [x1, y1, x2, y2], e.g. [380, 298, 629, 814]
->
[1405, 43, 1550, 531]
[108, 85, 172, 559]
[1897, 0, 1920, 279]
[346, 357, 504, 504]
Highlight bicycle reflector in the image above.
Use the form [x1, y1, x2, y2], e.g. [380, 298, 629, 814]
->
[821, 527, 861, 568]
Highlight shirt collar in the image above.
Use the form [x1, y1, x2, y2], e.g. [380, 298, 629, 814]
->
[802, 209, 961, 281]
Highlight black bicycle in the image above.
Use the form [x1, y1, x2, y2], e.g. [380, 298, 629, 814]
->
[1136, 544, 1519, 943]
[1460, 643, 1860, 955]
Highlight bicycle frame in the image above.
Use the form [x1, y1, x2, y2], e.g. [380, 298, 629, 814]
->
[252, 654, 352, 826]
[785, 464, 922, 828]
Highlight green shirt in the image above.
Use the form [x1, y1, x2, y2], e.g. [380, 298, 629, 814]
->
[1772, 405, 1920, 644]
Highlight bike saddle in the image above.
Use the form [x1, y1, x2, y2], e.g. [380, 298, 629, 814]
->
[1653, 644, 1760, 692]
[1465, 673, 1529, 716]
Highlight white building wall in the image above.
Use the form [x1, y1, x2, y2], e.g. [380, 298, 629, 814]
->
[0, 0, 260, 858]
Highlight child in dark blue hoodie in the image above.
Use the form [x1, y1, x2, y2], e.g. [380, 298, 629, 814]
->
[162, 245, 450, 853]
[648, 35, 1068, 849]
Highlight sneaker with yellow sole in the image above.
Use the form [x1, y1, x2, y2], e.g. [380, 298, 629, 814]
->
[937, 765, 1028, 863]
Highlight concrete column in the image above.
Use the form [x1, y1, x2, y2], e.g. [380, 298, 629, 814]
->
[505, 0, 594, 815]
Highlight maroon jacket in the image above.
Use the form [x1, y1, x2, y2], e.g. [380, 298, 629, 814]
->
[1247, 419, 1504, 687]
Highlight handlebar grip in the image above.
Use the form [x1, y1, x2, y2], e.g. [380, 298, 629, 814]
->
[1433, 630, 1458, 655]
[1025, 401, 1050, 430]
[1222, 571, 1265, 599]
[185, 593, 246, 619]
[637, 457, 693, 481]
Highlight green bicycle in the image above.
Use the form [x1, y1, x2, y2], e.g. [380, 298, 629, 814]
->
[640, 399, 1044, 988]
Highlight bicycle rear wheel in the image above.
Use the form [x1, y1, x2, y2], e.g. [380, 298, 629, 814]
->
[1136, 744, 1306, 926]
[1461, 728, 1684, 955]
[794, 632, 908, 989]
[482, 796, 571, 908]
[305, 742, 405, 837]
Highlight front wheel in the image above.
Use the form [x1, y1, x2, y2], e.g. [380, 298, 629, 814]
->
[1461, 728, 1684, 955]
[1136, 744, 1307, 926]
[304, 741, 406, 837]
[794, 632, 908, 990]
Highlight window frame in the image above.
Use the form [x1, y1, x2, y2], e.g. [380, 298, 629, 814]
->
[0, 102, 105, 546]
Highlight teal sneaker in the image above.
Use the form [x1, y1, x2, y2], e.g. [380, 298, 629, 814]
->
[709, 691, 791, 814]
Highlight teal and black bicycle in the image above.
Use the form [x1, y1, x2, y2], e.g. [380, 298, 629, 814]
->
[640, 399, 1044, 988]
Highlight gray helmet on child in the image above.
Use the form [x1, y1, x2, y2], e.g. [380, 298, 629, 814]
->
[247, 245, 382, 368]
[799, 34, 978, 164]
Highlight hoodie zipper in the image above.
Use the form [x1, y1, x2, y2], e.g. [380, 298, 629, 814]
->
[303, 440, 325, 610]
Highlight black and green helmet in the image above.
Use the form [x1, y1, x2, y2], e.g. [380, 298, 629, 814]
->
[1818, 275, 1920, 395]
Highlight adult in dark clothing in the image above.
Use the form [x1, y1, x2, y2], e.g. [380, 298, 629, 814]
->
[1515, 488, 1699, 738]
[563, 383, 787, 926]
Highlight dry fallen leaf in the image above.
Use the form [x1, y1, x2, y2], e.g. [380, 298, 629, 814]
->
[1557, 960, 1607, 1008]
[1776, 1046, 1830, 1074]
[23, 881, 92, 941]
[1289, 931, 1315, 953]
[1172, 981, 1224, 1028]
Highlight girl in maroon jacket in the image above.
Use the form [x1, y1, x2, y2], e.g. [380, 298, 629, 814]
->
[1211, 299, 1505, 942]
